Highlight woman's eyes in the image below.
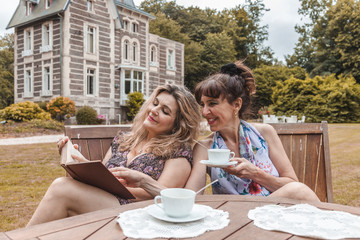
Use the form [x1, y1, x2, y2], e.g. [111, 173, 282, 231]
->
[162, 109, 170, 115]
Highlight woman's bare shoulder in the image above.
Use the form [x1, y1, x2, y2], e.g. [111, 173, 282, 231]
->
[197, 132, 214, 148]
[251, 122, 277, 138]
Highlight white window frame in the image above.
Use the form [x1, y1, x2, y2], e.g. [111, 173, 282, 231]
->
[132, 22, 138, 33]
[123, 69, 144, 95]
[150, 45, 159, 67]
[123, 20, 129, 31]
[24, 69, 33, 98]
[45, 0, 51, 9]
[167, 48, 176, 70]
[87, 0, 94, 12]
[40, 22, 53, 53]
[26, 1, 32, 16]
[86, 26, 96, 54]
[22, 28, 33, 57]
[132, 42, 137, 62]
[42, 66, 52, 96]
[86, 68, 96, 96]
[123, 40, 130, 60]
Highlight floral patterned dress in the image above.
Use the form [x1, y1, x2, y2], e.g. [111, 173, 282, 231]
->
[105, 134, 193, 204]
[210, 120, 279, 196]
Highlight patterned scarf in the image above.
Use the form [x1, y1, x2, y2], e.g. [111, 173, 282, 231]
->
[210, 120, 279, 196]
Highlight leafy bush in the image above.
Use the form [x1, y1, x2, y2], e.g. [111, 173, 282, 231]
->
[271, 74, 360, 123]
[0, 101, 51, 122]
[47, 97, 76, 121]
[76, 106, 102, 125]
[36, 101, 49, 112]
[126, 92, 145, 120]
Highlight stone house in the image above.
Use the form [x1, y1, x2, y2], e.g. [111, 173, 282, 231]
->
[7, 0, 185, 121]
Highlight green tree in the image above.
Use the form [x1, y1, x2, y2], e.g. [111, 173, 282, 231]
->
[199, 32, 237, 78]
[253, 65, 306, 112]
[0, 33, 14, 109]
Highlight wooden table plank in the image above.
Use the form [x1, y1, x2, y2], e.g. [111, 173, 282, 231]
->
[38, 218, 114, 240]
[0, 233, 11, 240]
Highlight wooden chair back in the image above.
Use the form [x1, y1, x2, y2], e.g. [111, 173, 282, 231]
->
[269, 121, 333, 202]
[65, 121, 333, 202]
[64, 125, 131, 161]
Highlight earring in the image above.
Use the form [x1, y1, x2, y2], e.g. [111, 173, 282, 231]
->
[234, 111, 238, 118]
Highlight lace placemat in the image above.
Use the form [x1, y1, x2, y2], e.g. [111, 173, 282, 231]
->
[117, 205, 229, 239]
[248, 204, 360, 240]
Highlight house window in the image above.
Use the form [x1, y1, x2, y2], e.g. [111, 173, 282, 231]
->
[42, 66, 52, 95]
[132, 42, 137, 62]
[25, 29, 32, 51]
[150, 46, 156, 62]
[24, 69, 33, 97]
[123, 40, 129, 60]
[22, 29, 33, 57]
[124, 70, 143, 94]
[123, 20, 129, 31]
[26, 1, 33, 16]
[40, 23, 52, 52]
[86, 26, 95, 54]
[87, 0, 93, 12]
[167, 49, 175, 70]
[45, 0, 52, 9]
[86, 68, 96, 95]
[132, 23, 138, 33]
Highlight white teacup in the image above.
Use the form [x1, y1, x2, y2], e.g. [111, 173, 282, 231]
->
[154, 188, 195, 218]
[208, 149, 235, 164]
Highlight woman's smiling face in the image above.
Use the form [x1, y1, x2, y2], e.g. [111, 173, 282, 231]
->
[199, 95, 236, 132]
[143, 92, 178, 137]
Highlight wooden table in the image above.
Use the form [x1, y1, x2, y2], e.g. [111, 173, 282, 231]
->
[2, 195, 360, 240]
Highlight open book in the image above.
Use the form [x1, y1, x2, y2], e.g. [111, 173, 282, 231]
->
[60, 140, 135, 199]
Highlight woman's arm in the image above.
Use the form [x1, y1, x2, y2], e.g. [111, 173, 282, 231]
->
[111, 157, 191, 201]
[184, 137, 212, 193]
[225, 123, 298, 193]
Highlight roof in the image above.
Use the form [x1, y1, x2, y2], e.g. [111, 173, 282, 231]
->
[6, 0, 71, 29]
[114, 0, 154, 19]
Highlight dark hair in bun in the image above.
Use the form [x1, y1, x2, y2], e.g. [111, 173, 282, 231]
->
[194, 60, 256, 120]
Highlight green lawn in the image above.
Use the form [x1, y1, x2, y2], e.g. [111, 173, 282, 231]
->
[0, 123, 359, 231]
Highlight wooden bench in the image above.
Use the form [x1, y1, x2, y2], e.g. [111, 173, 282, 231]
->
[64, 121, 333, 202]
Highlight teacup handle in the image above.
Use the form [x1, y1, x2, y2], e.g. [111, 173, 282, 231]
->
[154, 195, 163, 209]
[229, 152, 235, 160]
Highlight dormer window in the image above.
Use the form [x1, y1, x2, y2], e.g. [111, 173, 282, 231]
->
[26, 1, 33, 16]
[87, 0, 93, 12]
[45, 0, 51, 9]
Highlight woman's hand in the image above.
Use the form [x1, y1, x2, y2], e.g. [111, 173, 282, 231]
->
[223, 158, 259, 179]
[109, 167, 145, 187]
[57, 136, 80, 155]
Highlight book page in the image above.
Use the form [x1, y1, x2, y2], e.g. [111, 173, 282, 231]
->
[60, 140, 86, 165]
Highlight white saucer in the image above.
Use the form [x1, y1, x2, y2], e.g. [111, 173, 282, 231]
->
[200, 160, 237, 168]
[146, 204, 208, 223]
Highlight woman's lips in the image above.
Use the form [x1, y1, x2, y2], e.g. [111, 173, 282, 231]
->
[147, 115, 157, 123]
[207, 118, 216, 125]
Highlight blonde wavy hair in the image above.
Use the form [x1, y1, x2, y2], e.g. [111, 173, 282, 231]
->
[118, 85, 201, 158]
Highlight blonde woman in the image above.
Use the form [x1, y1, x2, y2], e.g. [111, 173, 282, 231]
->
[27, 85, 201, 226]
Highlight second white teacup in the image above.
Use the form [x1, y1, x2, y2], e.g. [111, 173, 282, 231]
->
[208, 149, 235, 164]
[154, 188, 195, 218]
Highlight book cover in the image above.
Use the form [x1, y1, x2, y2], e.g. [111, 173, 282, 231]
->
[60, 140, 135, 199]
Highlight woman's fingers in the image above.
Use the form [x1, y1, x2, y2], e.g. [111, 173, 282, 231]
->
[57, 136, 69, 154]
[71, 154, 89, 163]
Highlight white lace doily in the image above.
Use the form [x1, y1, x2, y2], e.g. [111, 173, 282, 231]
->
[117, 205, 229, 239]
[248, 204, 360, 240]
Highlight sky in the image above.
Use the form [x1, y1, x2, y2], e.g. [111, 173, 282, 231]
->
[0, 0, 303, 62]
